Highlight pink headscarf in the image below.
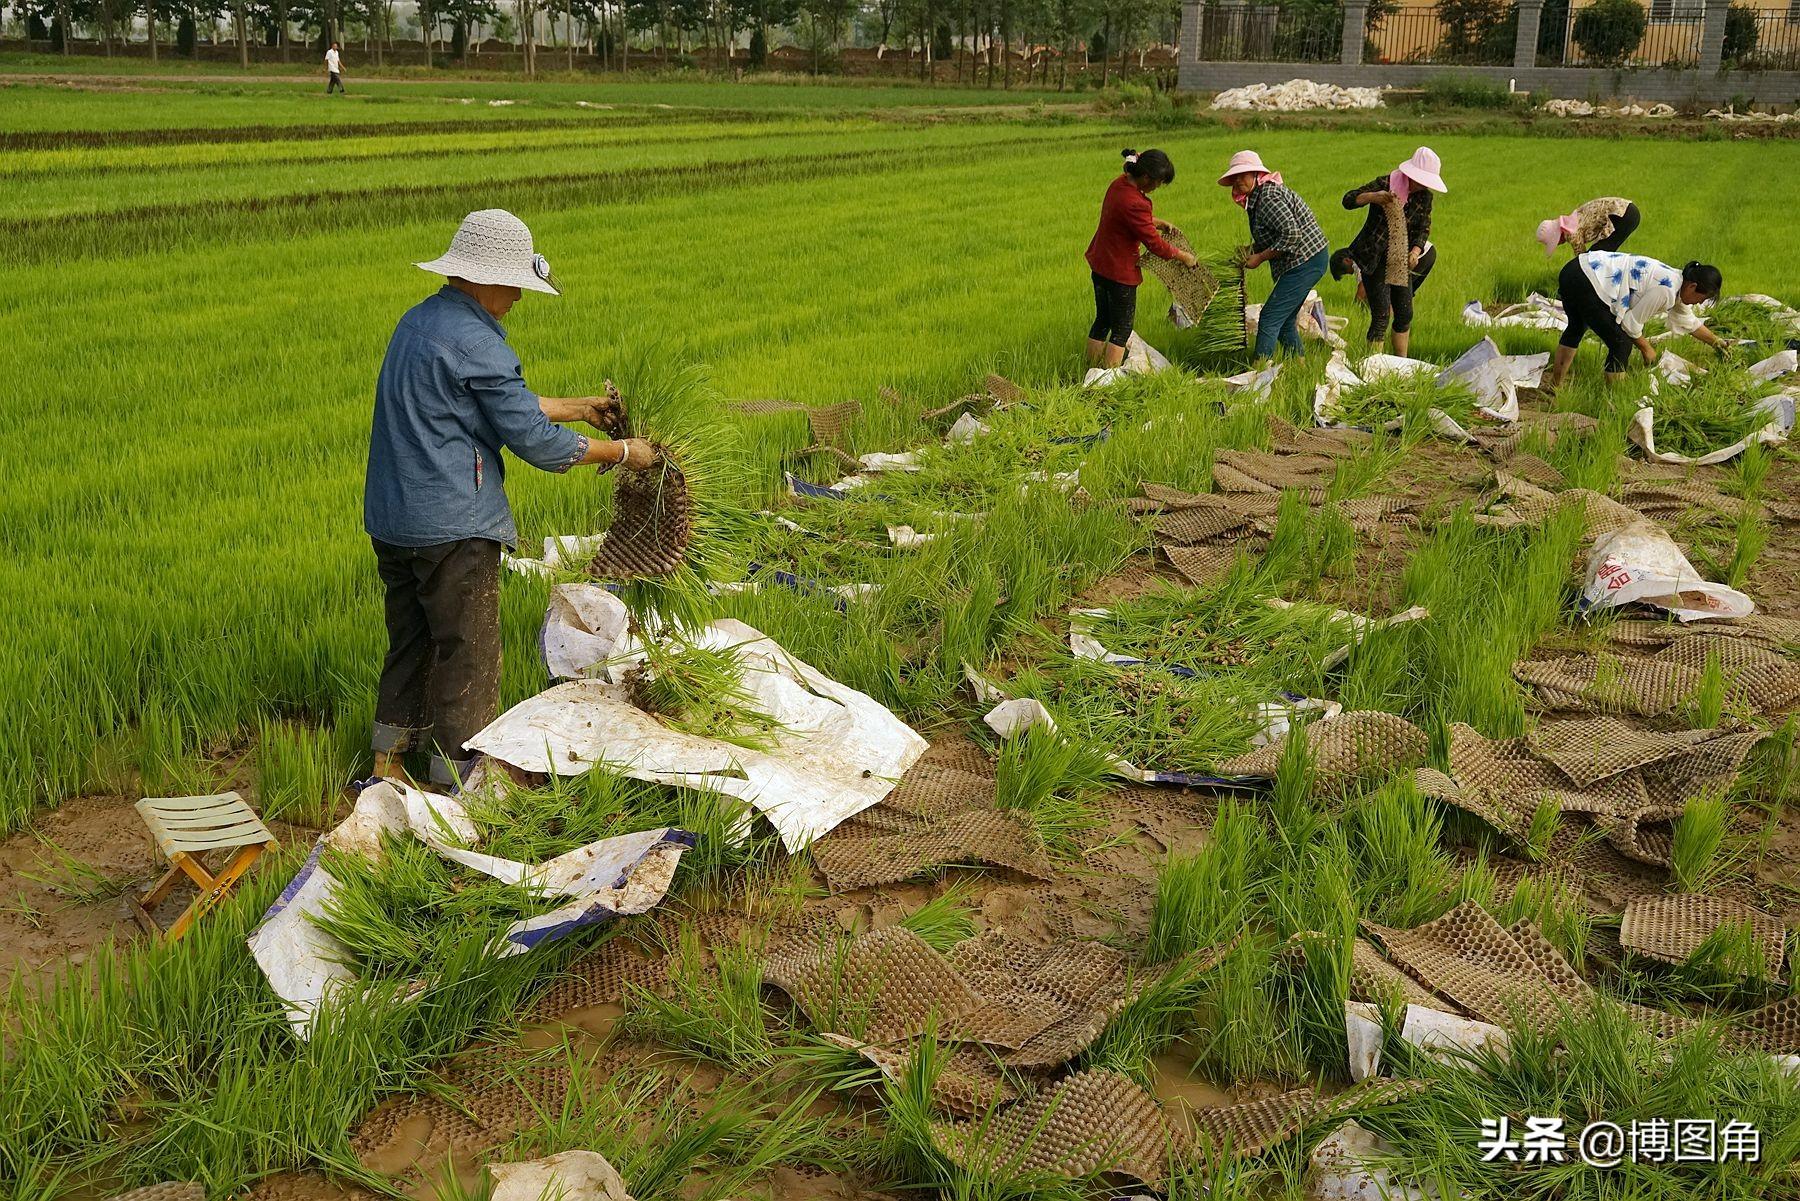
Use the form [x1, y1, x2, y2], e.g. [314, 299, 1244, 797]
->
[1231, 171, 1284, 209]
[1388, 168, 1412, 205]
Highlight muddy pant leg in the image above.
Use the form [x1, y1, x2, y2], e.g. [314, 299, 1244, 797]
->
[372, 538, 433, 755]
[416, 538, 502, 786]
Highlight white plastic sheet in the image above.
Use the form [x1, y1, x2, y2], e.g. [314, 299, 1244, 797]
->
[1345, 1001, 1384, 1082]
[247, 780, 690, 1036]
[1581, 519, 1755, 623]
[1212, 79, 1384, 111]
[1626, 394, 1794, 466]
[1083, 333, 1171, 388]
[490, 1151, 634, 1201]
[502, 533, 608, 578]
[1462, 293, 1564, 332]
[1307, 1121, 1442, 1201]
[465, 619, 928, 851]
[1399, 1003, 1511, 1063]
[542, 583, 630, 680]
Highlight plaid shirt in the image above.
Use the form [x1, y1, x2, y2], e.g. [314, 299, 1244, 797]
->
[1244, 182, 1328, 281]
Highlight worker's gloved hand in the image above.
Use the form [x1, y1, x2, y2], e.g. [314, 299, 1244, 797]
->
[617, 438, 659, 471]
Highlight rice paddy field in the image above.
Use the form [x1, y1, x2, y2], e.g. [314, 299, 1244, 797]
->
[6, 70, 1800, 1201]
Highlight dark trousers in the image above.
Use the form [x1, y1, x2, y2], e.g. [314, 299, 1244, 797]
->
[1089, 271, 1138, 348]
[326, 72, 344, 93]
[371, 537, 501, 786]
[1592, 202, 1640, 252]
[1557, 256, 1636, 373]
[1366, 279, 1415, 340]
[1255, 248, 1330, 359]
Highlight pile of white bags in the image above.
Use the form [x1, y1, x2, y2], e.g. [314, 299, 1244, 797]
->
[1212, 79, 1384, 111]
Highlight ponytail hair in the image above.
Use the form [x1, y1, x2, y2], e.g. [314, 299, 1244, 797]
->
[1122, 147, 1176, 185]
[1681, 261, 1722, 299]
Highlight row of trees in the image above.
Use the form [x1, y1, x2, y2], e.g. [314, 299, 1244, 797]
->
[9, 0, 1182, 82]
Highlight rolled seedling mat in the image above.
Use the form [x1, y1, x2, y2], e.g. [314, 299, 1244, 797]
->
[588, 451, 692, 579]
[933, 1069, 1186, 1185]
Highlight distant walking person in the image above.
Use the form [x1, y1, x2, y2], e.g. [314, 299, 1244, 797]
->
[1217, 150, 1329, 361]
[1340, 147, 1446, 357]
[1537, 197, 1640, 257]
[325, 42, 345, 93]
[1085, 148, 1199, 370]
[1548, 252, 1727, 388]
[365, 209, 655, 786]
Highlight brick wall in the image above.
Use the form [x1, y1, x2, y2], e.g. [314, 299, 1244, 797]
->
[1178, 59, 1800, 106]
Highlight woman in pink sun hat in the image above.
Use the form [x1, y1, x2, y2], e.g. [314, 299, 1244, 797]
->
[1536, 197, 1640, 258]
[1217, 150, 1329, 361]
[1339, 146, 1445, 357]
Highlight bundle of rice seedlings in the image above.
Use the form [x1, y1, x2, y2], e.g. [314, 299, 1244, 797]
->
[1703, 297, 1797, 349]
[1648, 365, 1780, 458]
[310, 833, 546, 979]
[1326, 370, 1481, 430]
[1085, 582, 1358, 688]
[1009, 658, 1263, 775]
[624, 636, 787, 750]
[584, 357, 760, 626]
[1142, 226, 1249, 365]
[458, 769, 668, 864]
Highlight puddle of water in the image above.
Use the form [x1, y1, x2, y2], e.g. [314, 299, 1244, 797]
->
[518, 1000, 625, 1050]
[1148, 1049, 1236, 1114]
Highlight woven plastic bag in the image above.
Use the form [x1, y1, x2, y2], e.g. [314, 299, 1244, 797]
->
[1581, 519, 1754, 623]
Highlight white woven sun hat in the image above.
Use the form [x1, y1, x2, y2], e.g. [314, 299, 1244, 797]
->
[416, 208, 560, 296]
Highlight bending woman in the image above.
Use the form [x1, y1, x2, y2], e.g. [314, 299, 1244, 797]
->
[1340, 147, 1446, 357]
[1549, 253, 1727, 388]
[1217, 150, 1329, 361]
[1085, 148, 1198, 369]
[1537, 198, 1640, 258]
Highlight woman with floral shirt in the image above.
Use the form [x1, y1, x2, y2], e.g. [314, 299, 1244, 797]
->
[1548, 251, 1727, 388]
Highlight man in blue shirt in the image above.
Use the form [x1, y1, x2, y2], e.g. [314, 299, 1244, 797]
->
[365, 209, 655, 786]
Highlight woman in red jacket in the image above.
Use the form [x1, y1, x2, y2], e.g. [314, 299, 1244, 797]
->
[1086, 148, 1198, 369]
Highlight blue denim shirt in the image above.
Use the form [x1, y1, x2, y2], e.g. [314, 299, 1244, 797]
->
[364, 286, 586, 550]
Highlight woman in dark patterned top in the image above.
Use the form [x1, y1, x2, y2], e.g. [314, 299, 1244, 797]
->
[1341, 146, 1446, 358]
[1218, 150, 1329, 361]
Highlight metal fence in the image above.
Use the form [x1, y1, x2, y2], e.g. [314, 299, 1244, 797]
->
[1199, 4, 1342, 62]
[1367, 4, 1515, 65]
[1732, 7, 1800, 68]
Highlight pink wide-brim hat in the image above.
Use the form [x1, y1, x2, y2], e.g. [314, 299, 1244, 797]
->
[1536, 217, 1563, 256]
[1217, 150, 1270, 185]
[1396, 146, 1447, 193]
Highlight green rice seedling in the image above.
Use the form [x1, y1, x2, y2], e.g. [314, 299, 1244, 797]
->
[778, 1033, 890, 1096]
[1702, 297, 1797, 349]
[1685, 648, 1729, 729]
[1007, 657, 1264, 777]
[1647, 364, 1781, 459]
[1376, 1001, 1796, 1200]
[1326, 371, 1482, 431]
[21, 835, 135, 904]
[898, 880, 978, 952]
[1146, 800, 1260, 963]
[1681, 919, 1779, 989]
[619, 929, 777, 1070]
[253, 716, 358, 827]
[1727, 507, 1768, 589]
[1727, 438, 1771, 499]
[456, 767, 671, 863]
[1080, 949, 1234, 1080]
[308, 834, 547, 979]
[1671, 788, 1736, 894]
[624, 636, 787, 750]
[1488, 263, 1557, 306]
[992, 725, 1112, 857]
[1183, 936, 1305, 1087]
[1522, 796, 1564, 862]
[1345, 779, 1460, 928]
[1497, 875, 1594, 972]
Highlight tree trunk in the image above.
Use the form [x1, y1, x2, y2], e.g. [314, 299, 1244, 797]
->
[278, 0, 288, 61]
[149, 0, 158, 59]
[236, 1, 249, 66]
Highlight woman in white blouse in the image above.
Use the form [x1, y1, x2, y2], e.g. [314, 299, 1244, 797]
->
[1548, 251, 1727, 388]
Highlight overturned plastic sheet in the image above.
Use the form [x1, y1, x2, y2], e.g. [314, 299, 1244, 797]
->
[542, 583, 632, 680]
[466, 619, 928, 851]
[1462, 293, 1564, 332]
[247, 779, 691, 1036]
[1084, 333, 1171, 388]
[1580, 519, 1755, 622]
